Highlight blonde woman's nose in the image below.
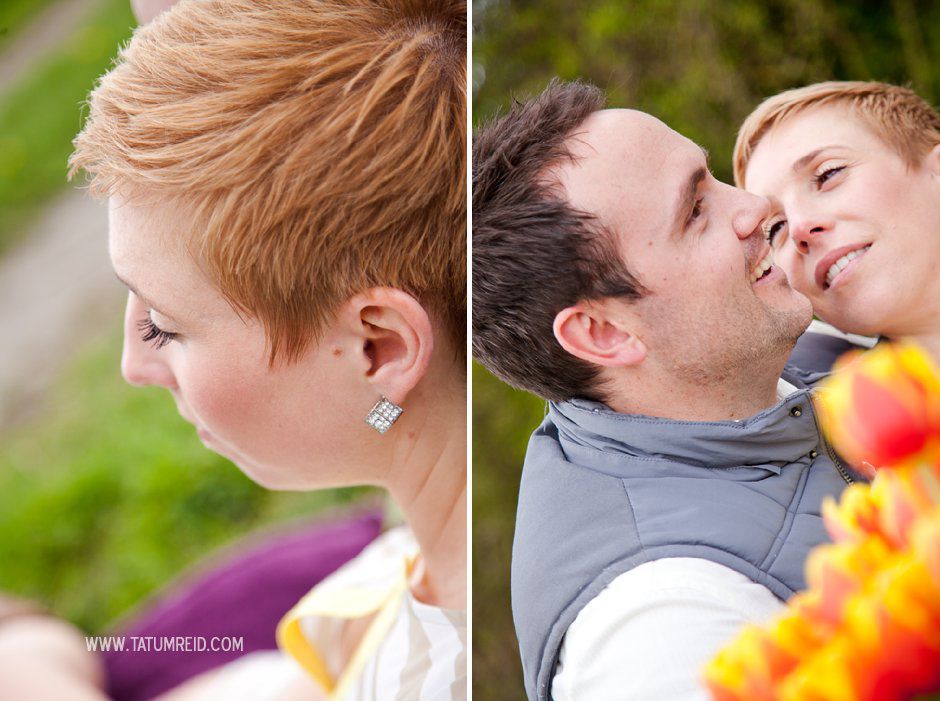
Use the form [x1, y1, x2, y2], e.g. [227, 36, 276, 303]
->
[789, 209, 832, 254]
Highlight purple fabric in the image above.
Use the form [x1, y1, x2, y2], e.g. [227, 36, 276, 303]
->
[102, 511, 383, 701]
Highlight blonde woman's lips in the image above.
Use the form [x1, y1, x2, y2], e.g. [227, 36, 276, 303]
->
[815, 243, 871, 290]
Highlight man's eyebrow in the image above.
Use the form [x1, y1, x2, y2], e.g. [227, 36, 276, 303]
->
[114, 273, 178, 322]
[671, 146, 710, 236]
[791, 146, 843, 173]
[672, 160, 708, 236]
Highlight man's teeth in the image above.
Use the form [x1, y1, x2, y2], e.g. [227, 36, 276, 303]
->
[750, 250, 774, 283]
[826, 245, 870, 287]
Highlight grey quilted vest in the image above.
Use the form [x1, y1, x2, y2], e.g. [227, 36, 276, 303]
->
[511, 372, 857, 701]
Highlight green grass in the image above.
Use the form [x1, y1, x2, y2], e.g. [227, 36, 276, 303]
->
[0, 0, 62, 52]
[0, 0, 136, 255]
[0, 324, 373, 633]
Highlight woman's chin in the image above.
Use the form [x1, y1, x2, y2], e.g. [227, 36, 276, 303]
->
[817, 306, 889, 339]
[194, 429, 350, 491]
[229, 455, 318, 491]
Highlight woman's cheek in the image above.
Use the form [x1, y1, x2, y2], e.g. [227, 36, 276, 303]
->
[778, 252, 807, 296]
[183, 360, 261, 440]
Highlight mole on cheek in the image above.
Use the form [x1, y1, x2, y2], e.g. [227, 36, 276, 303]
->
[332, 348, 342, 357]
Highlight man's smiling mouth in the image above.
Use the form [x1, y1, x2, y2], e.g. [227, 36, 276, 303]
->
[749, 248, 774, 284]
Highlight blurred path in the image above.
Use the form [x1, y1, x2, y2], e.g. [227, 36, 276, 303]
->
[0, 0, 126, 430]
[0, 189, 125, 429]
[0, 0, 107, 97]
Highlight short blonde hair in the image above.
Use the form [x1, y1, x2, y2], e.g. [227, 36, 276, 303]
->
[71, 0, 466, 363]
[734, 81, 940, 187]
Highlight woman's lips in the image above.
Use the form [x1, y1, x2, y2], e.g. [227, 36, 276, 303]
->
[814, 243, 871, 290]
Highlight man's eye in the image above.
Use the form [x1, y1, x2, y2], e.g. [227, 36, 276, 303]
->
[689, 197, 704, 222]
[813, 166, 845, 188]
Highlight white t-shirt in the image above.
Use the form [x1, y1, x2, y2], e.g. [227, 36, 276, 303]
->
[551, 558, 784, 701]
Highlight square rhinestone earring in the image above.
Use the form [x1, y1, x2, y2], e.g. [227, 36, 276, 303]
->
[364, 397, 404, 434]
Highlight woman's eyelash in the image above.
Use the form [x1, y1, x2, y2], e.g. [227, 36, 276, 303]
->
[813, 166, 845, 187]
[765, 219, 787, 245]
[137, 316, 177, 349]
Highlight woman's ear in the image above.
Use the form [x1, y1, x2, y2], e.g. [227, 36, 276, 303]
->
[926, 143, 940, 178]
[553, 301, 646, 368]
[131, 0, 180, 24]
[343, 288, 434, 404]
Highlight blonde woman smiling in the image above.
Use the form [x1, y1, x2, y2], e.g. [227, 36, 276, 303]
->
[735, 81, 940, 368]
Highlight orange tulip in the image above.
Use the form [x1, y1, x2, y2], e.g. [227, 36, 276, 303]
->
[914, 509, 940, 587]
[822, 486, 881, 544]
[815, 343, 940, 471]
[874, 466, 940, 549]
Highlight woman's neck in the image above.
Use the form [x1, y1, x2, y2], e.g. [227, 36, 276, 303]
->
[385, 381, 467, 610]
[897, 329, 940, 363]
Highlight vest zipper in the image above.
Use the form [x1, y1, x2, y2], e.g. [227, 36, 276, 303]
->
[823, 438, 854, 485]
[809, 390, 854, 485]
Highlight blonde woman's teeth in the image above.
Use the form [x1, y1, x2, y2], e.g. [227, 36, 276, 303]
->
[826, 246, 870, 287]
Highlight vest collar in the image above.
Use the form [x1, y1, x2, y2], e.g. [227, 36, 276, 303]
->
[550, 387, 822, 471]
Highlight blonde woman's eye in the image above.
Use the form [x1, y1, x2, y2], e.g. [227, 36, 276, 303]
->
[813, 166, 845, 188]
[137, 316, 177, 349]
[766, 219, 787, 246]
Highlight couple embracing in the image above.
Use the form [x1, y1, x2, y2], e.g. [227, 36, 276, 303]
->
[473, 79, 940, 700]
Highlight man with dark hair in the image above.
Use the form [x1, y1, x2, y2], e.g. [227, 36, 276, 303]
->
[473, 80, 858, 700]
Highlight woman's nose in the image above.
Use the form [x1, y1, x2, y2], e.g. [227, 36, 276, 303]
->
[788, 209, 831, 254]
[120, 292, 177, 389]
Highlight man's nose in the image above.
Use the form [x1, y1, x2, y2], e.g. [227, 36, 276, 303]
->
[731, 189, 771, 241]
[120, 292, 177, 389]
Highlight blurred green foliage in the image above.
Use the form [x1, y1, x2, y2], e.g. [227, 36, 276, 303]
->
[0, 0, 135, 254]
[473, 0, 940, 183]
[472, 2, 940, 698]
[472, 362, 544, 696]
[0, 324, 371, 633]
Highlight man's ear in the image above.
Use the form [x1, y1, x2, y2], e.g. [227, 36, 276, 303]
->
[553, 301, 646, 367]
[342, 288, 434, 404]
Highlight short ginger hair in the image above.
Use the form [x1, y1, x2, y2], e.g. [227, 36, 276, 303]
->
[71, 0, 466, 363]
[734, 81, 940, 188]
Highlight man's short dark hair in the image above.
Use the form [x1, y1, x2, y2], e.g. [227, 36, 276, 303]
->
[472, 79, 645, 402]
